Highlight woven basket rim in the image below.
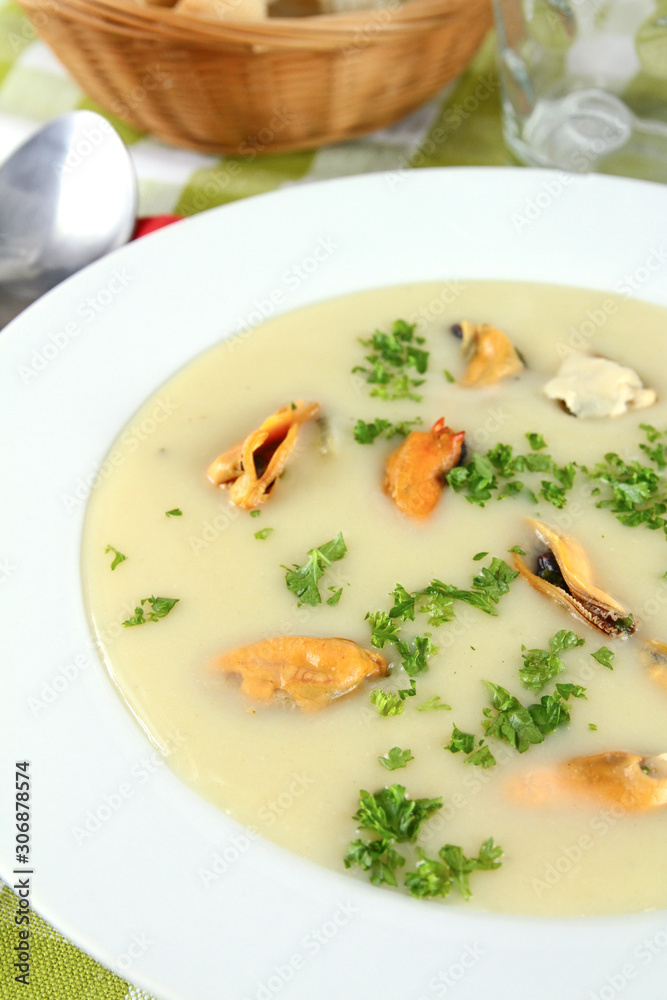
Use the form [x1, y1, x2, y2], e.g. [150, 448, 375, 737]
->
[24, 0, 478, 45]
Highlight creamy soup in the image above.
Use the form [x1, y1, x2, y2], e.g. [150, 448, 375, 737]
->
[81, 281, 667, 917]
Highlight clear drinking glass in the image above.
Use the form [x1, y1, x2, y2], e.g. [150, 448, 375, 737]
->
[493, 0, 667, 181]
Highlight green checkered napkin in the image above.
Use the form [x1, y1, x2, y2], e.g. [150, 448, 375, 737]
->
[0, 5, 507, 996]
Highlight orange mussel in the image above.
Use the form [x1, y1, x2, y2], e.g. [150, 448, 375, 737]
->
[513, 519, 637, 638]
[207, 400, 319, 509]
[212, 635, 388, 711]
[508, 750, 667, 812]
[384, 417, 465, 519]
[453, 321, 524, 387]
[641, 639, 667, 694]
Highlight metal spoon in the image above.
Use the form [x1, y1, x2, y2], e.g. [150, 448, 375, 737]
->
[0, 110, 137, 328]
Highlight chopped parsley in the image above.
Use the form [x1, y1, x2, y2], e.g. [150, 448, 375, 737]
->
[352, 320, 429, 401]
[591, 647, 615, 669]
[466, 744, 497, 768]
[366, 610, 402, 648]
[165, 508, 182, 517]
[370, 690, 404, 716]
[384, 556, 518, 628]
[353, 416, 423, 444]
[344, 838, 405, 886]
[283, 532, 347, 606]
[378, 747, 414, 771]
[405, 839, 502, 900]
[443, 369, 455, 383]
[519, 629, 585, 691]
[254, 528, 273, 540]
[555, 682, 587, 699]
[482, 680, 585, 752]
[345, 786, 501, 900]
[105, 545, 127, 571]
[250, 510, 261, 518]
[584, 426, 667, 536]
[122, 595, 179, 627]
[447, 435, 578, 510]
[444, 725, 496, 768]
[526, 432, 546, 450]
[365, 555, 517, 702]
[444, 725, 476, 755]
[395, 635, 439, 678]
[416, 695, 451, 712]
[326, 586, 343, 606]
[351, 785, 442, 843]
[398, 679, 417, 701]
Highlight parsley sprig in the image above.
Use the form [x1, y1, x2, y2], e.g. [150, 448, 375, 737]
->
[379, 747, 414, 771]
[584, 425, 667, 536]
[447, 433, 577, 509]
[444, 725, 496, 768]
[405, 839, 503, 900]
[344, 785, 441, 886]
[482, 680, 586, 753]
[105, 545, 127, 571]
[344, 838, 405, 887]
[378, 556, 519, 629]
[519, 629, 585, 691]
[351, 785, 442, 844]
[366, 555, 517, 711]
[282, 532, 347, 606]
[352, 320, 429, 401]
[591, 646, 614, 669]
[353, 417, 423, 444]
[122, 596, 179, 627]
[344, 786, 502, 899]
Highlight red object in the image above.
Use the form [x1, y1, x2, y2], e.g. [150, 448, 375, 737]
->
[132, 215, 184, 240]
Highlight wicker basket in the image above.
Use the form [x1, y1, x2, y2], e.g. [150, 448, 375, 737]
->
[19, 0, 492, 153]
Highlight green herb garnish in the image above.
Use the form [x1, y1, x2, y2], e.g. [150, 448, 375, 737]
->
[165, 508, 182, 517]
[395, 635, 439, 677]
[405, 839, 502, 900]
[444, 725, 476, 755]
[351, 785, 442, 843]
[371, 690, 405, 716]
[379, 747, 414, 771]
[344, 838, 405, 886]
[444, 726, 496, 767]
[591, 647, 615, 669]
[526, 432, 546, 450]
[586, 428, 667, 535]
[519, 630, 585, 691]
[105, 545, 127, 571]
[254, 528, 273, 540]
[448, 436, 577, 510]
[353, 417, 423, 444]
[416, 695, 451, 712]
[283, 531, 347, 606]
[122, 595, 179, 627]
[353, 320, 429, 401]
[482, 680, 585, 751]
[366, 610, 402, 648]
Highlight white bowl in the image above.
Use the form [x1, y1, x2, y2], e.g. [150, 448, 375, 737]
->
[1, 167, 666, 1000]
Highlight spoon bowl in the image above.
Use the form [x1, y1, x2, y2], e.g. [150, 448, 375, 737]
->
[0, 110, 136, 320]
